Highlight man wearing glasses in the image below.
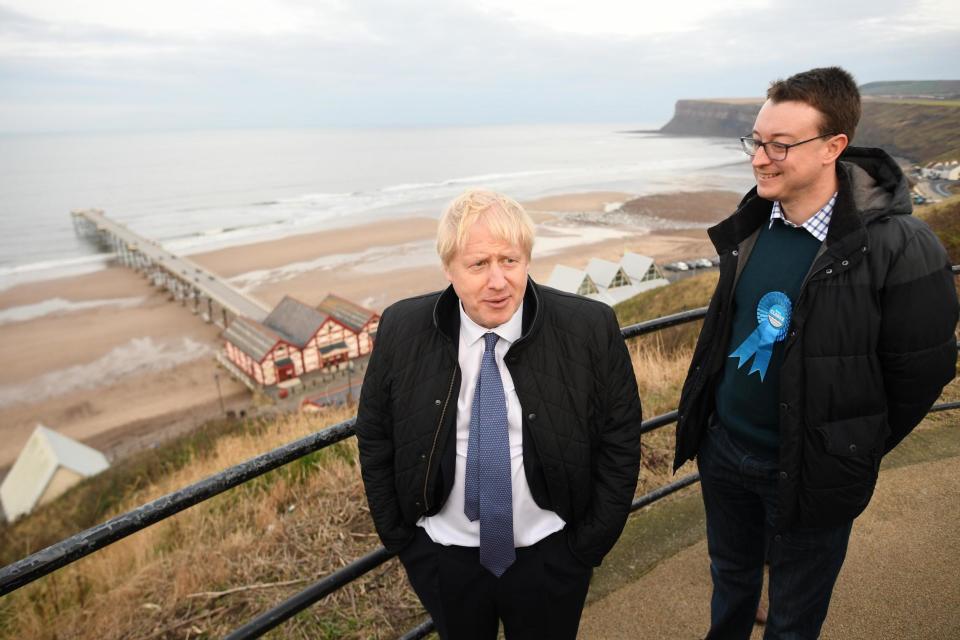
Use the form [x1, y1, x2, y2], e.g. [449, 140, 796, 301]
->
[674, 66, 957, 638]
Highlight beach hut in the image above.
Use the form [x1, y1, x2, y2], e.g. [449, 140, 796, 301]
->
[620, 252, 670, 292]
[0, 425, 110, 522]
[546, 265, 600, 296]
[316, 294, 380, 359]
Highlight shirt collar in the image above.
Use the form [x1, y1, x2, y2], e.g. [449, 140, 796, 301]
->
[769, 191, 837, 243]
[459, 301, 524, 347]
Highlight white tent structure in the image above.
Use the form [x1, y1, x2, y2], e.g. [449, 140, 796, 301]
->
[620, 252, 671, 292]
[546, 265, 600, 297]
[546, 253, 670, 307]
[0, 425, 110, 522]
[585, 258, 632, 290]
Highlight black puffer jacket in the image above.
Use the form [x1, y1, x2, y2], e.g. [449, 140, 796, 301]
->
[356, 279, 643, 566]
[674, 147, 958, 529]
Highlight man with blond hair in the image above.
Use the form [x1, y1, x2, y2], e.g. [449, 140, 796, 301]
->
[675, 66, 958, 638]
[356, 188, 643, 639]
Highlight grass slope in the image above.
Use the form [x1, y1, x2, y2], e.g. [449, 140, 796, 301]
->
[859, 100, 960, 163]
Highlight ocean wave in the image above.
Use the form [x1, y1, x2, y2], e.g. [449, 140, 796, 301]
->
[271, 192, 354, 205]
[228, 240, 437, 291]
[0, 253, 112, 277]
[0, 296, 145, 325]
[0, 336, 213, 408]
[379, 169, 561, 194]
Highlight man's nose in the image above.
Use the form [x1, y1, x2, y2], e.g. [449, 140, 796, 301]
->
[752, 144, 772, 166]
[487, 263, 507, 288]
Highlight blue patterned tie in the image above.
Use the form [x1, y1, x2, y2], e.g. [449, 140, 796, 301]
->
[464, 332, 515, 577]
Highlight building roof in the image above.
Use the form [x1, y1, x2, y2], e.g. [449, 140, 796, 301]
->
[264, 296, 331, 347]
[317, 294, 378, 333]
[620, 252, 655, 280]
[0, 425, 110, 521]
[586, 258, 630, 289]
[36, 426, 109, 477]
[224, 316, 283, 362]
[546, 264, 599, 295]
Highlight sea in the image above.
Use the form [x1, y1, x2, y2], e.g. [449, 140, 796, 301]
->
[0, 123, 754, 293]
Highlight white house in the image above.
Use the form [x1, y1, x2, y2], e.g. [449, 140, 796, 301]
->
[0, 425, 110, 522]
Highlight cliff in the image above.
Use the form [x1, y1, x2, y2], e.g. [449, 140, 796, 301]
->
[659, 99, 762, 138]
[660, 98, 960, 163]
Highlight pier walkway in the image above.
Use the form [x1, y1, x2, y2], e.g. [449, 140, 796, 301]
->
[72, 208, 269, 327]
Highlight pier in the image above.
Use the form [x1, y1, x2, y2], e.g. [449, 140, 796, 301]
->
[71, 208, 269, 327]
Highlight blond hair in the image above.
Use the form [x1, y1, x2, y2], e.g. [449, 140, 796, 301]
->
[436, 189, 535, 266]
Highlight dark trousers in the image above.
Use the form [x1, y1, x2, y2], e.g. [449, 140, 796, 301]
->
[398, 527, 592, 639]
[697, 419, 853, 640]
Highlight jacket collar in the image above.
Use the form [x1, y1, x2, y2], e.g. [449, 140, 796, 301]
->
[707, 147, 905, 257]
[433, 276, 543, 347]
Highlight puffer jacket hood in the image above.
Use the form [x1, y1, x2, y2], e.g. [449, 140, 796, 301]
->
[839, 146, 912, 222]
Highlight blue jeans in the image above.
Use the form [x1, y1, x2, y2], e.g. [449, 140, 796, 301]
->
[697, 418, 853, 640]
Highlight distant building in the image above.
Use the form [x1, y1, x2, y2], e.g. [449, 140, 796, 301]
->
[620, 252, 671, 290]
[221, 294, 379, 390]
[547, 252, 670, 306]
[922, 160, 960, 181]
[0, 425, 110, 522]
[317, 294, 380, 358]
[546, 265, 600, 296]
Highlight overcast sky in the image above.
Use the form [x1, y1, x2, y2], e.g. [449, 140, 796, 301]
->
[1, 0, 958, 133]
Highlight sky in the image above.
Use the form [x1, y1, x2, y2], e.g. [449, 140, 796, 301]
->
[1, 0, 958, 133]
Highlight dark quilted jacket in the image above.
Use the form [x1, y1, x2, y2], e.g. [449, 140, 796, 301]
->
[674, 147, 958, 530]
[356, 279, 643, 566]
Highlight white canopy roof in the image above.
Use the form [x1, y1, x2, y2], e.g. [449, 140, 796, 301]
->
[0, 425, 109, 521]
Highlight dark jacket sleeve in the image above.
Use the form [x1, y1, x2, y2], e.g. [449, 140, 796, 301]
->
[878, 221, 958, 453]
[354, 308, 416, 552]
[568, 306, 643, 566]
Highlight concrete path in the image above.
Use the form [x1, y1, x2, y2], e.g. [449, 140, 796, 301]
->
[579, 453, 960, 639]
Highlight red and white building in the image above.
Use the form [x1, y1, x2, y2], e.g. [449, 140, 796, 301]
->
[221, 294, 379, 389]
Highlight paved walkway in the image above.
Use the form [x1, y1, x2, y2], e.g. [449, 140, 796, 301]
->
[579, 452, 960, 639]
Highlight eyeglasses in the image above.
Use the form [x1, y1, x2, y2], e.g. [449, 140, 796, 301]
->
[739, 133, 837, 161]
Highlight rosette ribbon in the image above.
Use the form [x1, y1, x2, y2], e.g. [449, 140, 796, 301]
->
[728, 291, 792, 381]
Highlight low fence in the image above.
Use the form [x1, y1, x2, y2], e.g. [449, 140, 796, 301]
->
[2, 267, 959, 638]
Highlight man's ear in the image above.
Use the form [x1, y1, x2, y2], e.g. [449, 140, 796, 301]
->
[823, 133, 848, 165]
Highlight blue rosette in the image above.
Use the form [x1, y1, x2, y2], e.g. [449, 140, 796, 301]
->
[728, 291, 792, 381]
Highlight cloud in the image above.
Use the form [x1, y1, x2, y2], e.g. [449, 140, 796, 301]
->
[0, 0, 957, 132]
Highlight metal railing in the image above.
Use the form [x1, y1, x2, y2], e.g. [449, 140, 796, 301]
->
[2, 266, 958, 639]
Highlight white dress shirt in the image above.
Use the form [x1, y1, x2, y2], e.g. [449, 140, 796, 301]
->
[419, 301, 566, 547]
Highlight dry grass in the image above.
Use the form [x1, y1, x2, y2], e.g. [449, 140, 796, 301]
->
[629, 337, 695, 494]
[0, 407, 423, 639]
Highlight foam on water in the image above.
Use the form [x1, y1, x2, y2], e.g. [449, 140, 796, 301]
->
[0, 337, 213, 408]
[0, 296, 145, 325]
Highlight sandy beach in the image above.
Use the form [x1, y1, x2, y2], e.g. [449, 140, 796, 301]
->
[0, 189, 739, 473]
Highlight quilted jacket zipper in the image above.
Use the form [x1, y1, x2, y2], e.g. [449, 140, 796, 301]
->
[422, 365, 458, 512]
